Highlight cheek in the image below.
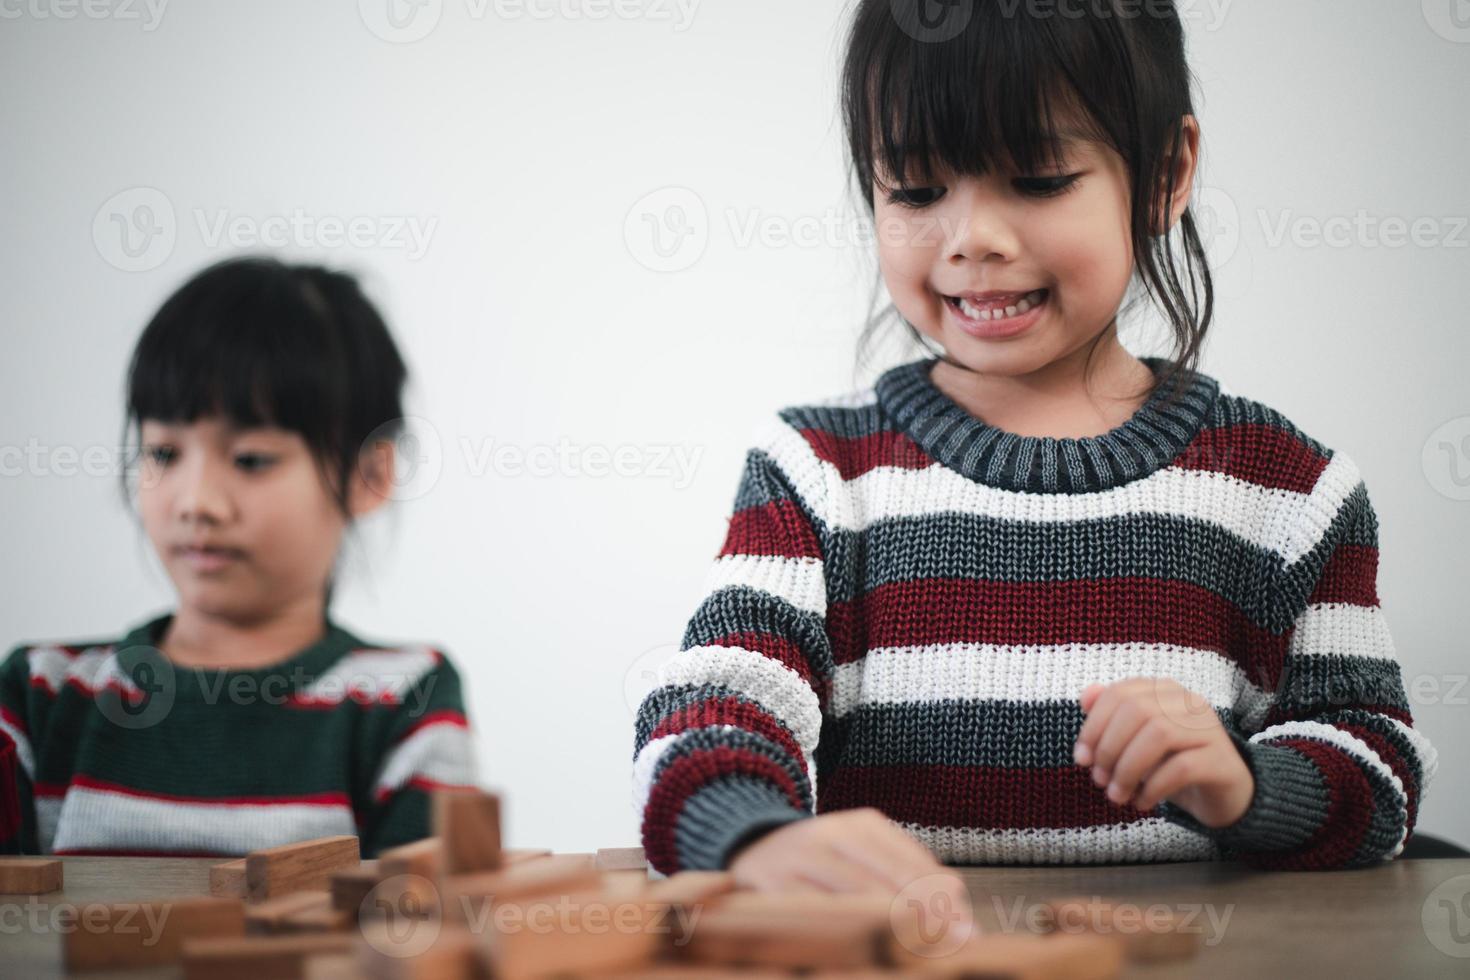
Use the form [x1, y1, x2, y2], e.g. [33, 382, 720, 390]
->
[875, 209, 943, 301]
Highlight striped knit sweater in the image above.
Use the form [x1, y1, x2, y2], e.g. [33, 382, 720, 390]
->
[633, 355, 1438, 874]
[0, 612, 477, 857]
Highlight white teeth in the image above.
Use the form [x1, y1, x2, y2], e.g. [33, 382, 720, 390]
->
[955, 289, 1046, 321]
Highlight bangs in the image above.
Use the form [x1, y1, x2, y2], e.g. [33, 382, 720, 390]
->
[845, 3, 1121, 195]
[126, 258, 347, 442]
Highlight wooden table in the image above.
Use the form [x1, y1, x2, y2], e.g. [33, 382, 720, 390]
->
[4, 856, 1469, 978]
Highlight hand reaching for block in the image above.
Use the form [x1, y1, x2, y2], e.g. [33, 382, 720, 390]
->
[726, 806, 973, 928]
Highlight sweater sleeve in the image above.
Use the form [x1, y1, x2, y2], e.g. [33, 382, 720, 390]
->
[634, 418, 833, 874]
[1161, 459, 1437, 868]
[359, 653, 479, 857]
[0, 645, 38, 854]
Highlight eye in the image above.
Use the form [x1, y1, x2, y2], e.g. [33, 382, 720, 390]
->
[885, 186, 946, 209]
[234, 452, 277, 473]
[1014, 174, 1082, 198]
[142, 445, 176, 466]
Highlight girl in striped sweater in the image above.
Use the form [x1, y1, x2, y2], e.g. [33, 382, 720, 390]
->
[0, 257, 477, 857]
[633, 0, 1437, 897]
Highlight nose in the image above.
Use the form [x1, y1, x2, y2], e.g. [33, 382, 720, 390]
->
[174, 453, 234, 526]
[943, 186, 1021, 266]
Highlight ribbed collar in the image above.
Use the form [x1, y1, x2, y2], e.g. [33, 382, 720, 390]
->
[113, 611, 361, 700]
[874, 355, 1220, 494]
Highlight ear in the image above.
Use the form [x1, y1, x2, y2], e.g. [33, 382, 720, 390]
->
[1152, 114, 1201, 236]
[348, 439, 397, 519]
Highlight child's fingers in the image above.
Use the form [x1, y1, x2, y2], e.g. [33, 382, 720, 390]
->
[1090, 698, 1152, 776]
[1133, 747, 1207, 812]
[1073, 684, 1124, 764]
[1105, 721, 1175, 806]
[839, 819, 946, 892]
[795, 847, 899, 895]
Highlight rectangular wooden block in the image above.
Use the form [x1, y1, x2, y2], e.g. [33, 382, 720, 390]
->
[903, 931, 1126, 980]
[279, 902, 353, 934]
[433, 789, 502, 874]
[209, 858, 247, 899]
[642, 870, 737, 909]
[483, 887, 661, 980]
[0, 856, 62, 895]
[246, 835, 360, 901]
[62, 897, 246, 971]
[356, 922, 486, 979]
[378, 837, 443, 880]
[676, 892, 897, 970]
[180, 932, 355, 980]
[501, 848, 553, 866]
[595, 846, 648, 872]
[246, 890, 332, 934]
[1039, 896, 1201, 963]
[330, 860, 381, 914]
[441, 853, 603, 922]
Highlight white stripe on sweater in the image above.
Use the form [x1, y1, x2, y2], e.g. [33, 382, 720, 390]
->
[832, 641, 1273, 724]
[1277, 452, 1364, 569]
[373, 719, 478, 799]
[49, 786, 356, 854]
[904, 818, 1219, 865]
[703, 555, 826, 617]
[0, 709, 33, 779]
[27, 645, 136, 697]
[1289, 603, 1397, 661]
[656, 645, 822, 754]
[293, 647, 439, 704]
[35, 797, 61, 853]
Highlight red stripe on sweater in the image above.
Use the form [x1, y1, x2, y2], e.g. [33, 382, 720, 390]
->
[1, 703, 25, 736]
[1307, 544, 1380, 606]
[799, 429, 936, 481]
[720, 500, 822, 559]
[374, 775, 476, 804]
[816, 764, 1150, 830]
[54, 847, 237, 857]
[1172, 423, 1329, 494]
[67, 774, 351, 809]
[648, 697, 808, 779]
[640, 747, 805, 875]
[1336, 722, 1417, 844]
[393, 709, 470, 744]
[826, 576, 1285, 680]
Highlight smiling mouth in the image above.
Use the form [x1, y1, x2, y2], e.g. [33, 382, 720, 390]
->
[945, 288, 1050, 322]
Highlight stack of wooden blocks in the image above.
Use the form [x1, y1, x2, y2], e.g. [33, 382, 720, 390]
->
[0, 789, 1204, 977]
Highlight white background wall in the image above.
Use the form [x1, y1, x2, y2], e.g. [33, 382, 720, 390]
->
[2, 0, 1466, 852]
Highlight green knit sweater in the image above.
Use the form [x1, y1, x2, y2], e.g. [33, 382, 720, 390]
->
[0, 612, 477, 858]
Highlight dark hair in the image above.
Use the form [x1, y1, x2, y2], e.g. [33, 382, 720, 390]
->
[121, 256, 408, 594]
[841, 0, 1213, 405]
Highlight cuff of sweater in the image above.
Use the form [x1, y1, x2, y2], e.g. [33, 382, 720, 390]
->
[1158, 728, 1328, 854]
[673, 775, 812, 872]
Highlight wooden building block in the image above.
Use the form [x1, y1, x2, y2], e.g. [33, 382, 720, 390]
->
[642, 870, 737, 909]
[279, 902, 353, 934]
[329, 860, 381, 913]
[356, 922, 487, 979]
[303, 953, 359, 980]
[1039, 896, 1201, 962]
[902, 931, 1126, 980]
[676, 893, 899, 970]
[209, 858, 247, 899]
[595, 846, 648, 872]
[0, 857, 62, 895]
[433, 789, 502, 873]
[246, 890, 332, 933]
[378, 837, 443, 880]
[180, 933, 355, 980]
[62, 897, 245, 971]
[502, 848, 553, 865]
[482, 887, 661, 980]
[441, 853, 603, 922]
[246, 835, 360, 901]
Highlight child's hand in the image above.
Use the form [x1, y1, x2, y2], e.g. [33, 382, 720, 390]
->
[728, 807, 972, 911]
[1074, 678, 1254, 829]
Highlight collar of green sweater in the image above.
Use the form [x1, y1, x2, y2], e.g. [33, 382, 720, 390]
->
[875, 355, 1221, 494]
